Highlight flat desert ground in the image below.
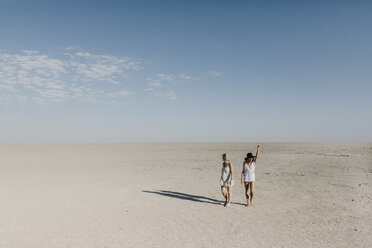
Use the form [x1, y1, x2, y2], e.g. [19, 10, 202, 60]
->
[0, 143, 371, 248]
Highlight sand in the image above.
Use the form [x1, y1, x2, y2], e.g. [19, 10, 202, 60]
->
[0, 143, 371, 247]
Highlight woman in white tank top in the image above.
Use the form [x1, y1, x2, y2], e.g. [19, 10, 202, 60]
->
[241, 145, 260, 207]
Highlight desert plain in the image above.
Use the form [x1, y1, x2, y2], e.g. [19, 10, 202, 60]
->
[0, 143, 371, 247]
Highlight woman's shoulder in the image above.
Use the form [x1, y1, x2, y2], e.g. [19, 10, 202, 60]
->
[224, 161, 232, 166]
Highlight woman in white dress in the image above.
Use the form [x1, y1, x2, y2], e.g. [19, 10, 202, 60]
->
[241, 145, 260, 206]
[220, 153, 234, 207]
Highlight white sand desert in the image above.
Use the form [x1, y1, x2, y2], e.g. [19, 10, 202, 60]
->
[0, 143, 371, 247]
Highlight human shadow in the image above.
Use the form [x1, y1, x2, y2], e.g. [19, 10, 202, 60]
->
[142, 190, 245, 206]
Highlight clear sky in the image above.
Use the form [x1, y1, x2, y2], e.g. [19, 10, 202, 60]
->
[0, 0, 371, 142]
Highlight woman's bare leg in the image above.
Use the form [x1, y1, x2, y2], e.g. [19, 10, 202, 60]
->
[221, 186, 227, 205]
[244, 182, 250, 206]
[226, 186, 232, 206]
[249, 181, 255, 206]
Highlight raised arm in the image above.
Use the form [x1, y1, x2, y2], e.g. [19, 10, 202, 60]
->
[254, 145, 260, 163]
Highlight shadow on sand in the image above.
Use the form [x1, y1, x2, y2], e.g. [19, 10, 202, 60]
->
[142, 190, 245, 206]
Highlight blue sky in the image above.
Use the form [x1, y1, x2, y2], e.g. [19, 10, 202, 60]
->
[0, 0, 371, 142]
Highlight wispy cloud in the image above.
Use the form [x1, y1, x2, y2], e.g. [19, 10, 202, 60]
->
[179, 74, 193, 79]
[106, 90, 131, 98]
[67, 51, 142, 84]
[209, 71, 222, 77]
[146, 73, 176, 84]
[148, 81, 162, 87]
[0, 50, 140, 105]
[145, 73, 194, 100]
[155, 91, 177, 100]
[0, 49, 201, 105]
[156, 73, 176, 81]
[0, 51, 67, 104]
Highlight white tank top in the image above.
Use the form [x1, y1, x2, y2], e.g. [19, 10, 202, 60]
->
[243, 162, 255, 182]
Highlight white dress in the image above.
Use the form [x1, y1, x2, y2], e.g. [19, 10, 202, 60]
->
[220, 162, 234, 187]
[243, 162, 256, 182]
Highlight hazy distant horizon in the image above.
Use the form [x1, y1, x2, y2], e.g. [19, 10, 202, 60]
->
[1, 140, 371, 144]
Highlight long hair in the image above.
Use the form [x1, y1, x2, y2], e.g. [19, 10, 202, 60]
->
[244, 156, 253, 164]
[222, 153, 229, 161]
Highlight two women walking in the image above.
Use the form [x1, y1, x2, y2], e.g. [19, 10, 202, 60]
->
[220, 145, 260, 207]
